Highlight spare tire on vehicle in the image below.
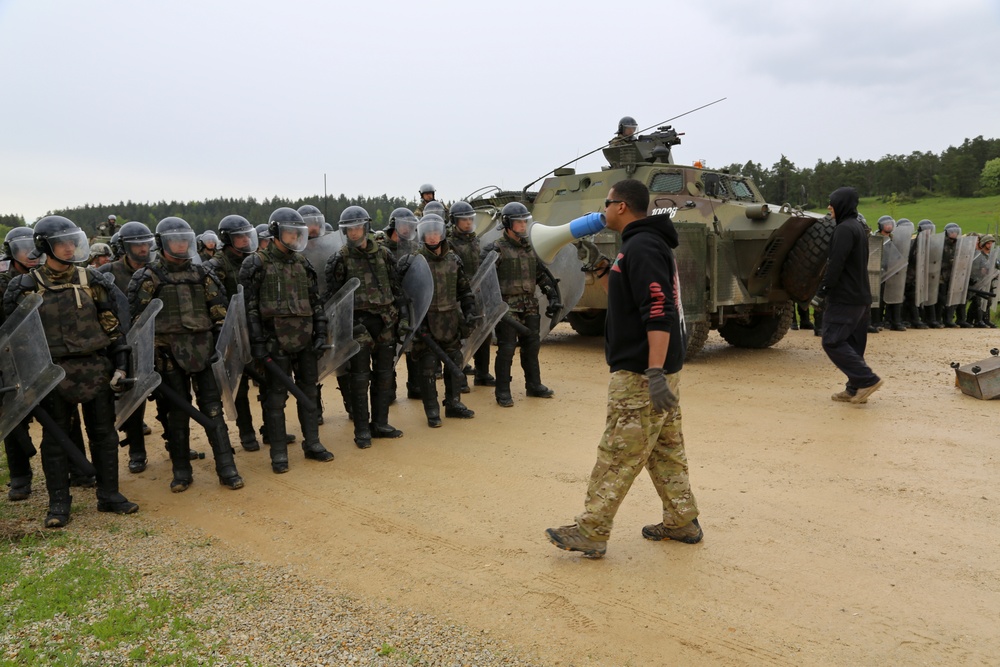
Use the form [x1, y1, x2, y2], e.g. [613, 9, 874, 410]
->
[781, 218, 836, 303]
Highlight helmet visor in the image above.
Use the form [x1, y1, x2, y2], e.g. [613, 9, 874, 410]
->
[159, 230, 198, 260]
[510, 215, 533, 238]
[302, 214, 326, 238]
[229, 229, 259, 254]
[417, 218, 446, 246]
[47, 229, 90, 263]
[275, 223, 309, 252]
[339, 221, 369, 248]
[124, 237, 155, 265]
[396, 220, 418, 242]
[8, 237, 39, 266]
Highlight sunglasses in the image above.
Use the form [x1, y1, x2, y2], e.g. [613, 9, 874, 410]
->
[604, 199, 624, 208]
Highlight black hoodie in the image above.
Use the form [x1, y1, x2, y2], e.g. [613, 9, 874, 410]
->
[819, 187, 872, 306]
[605, 213, 687, 374]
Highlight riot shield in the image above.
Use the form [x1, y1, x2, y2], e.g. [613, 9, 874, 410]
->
[114, 299, 163, 429]
[394, 238, 419, 260]
[0, 294, 66, 443]
[880, 238, 906, 283]
[394, 253, 433, 363]
[211, 286, 251, 421]
[946, 236, 978, 307]
[914, 228, 932, 306]
[922, 232, 945, 306]
[535, 244, 585, 339]
[867, 237, 883, 307]
[969, 245, 1000, 304]
[883, 220, 912, 305]
[302, 233, 344, 298]
[316, 277, 361, 382]
[460, 251, 508, 367]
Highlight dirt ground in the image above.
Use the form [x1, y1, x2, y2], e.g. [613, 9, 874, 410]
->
[119, 323, 1000, 666]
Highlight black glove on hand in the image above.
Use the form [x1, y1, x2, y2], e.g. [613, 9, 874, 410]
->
[644, 367, 679, 412]
[313, 334, 328, 351]
[545, 301, 563, 318]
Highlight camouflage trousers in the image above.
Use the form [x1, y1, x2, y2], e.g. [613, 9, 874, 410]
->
[576, 370, 698, 542]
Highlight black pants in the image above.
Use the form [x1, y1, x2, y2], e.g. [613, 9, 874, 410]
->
[821, 302, 880, 392]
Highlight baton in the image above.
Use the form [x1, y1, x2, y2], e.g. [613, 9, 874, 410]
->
[32, 405, 97, 477]
[154, 383, 216, 430]
[416, 331, 465, 378]
[500, 314, 533, 336]
[261, 356, 317, 413]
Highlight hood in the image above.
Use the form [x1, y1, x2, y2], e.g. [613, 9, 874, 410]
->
[829, 186, 859, 223]
[621, 213, 679, 248]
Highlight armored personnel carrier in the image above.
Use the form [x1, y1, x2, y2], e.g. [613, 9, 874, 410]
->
[465, 125, 834, 358]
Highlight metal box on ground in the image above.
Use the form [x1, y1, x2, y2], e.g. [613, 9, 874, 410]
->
[954, 352, 1000, 400]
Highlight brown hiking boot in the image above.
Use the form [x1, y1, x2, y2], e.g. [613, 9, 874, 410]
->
[831, 390, 854, 402]
[545, 524, 606, 559]
[642, 518, 703, 544]
[851, 379, 883, 404]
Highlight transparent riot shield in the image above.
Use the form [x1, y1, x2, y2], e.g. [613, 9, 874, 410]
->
[883, 220, 913, 305]
[460, 251, 508, 367]
[946, 236, 978, 307]
[535, 244, 586, 339]
[914, 228, 932, 306]
[395, 253, 433, 363]
[316, 277, 361, 382]
[302, 233, 344, 298]
[969, 245, 1000, 306]
[867, 237, 883, 307]
[211, 287, 250, 421]
[0, 294, 66, 443]
[114, 299, 163, 430]
[922, 232, 945, 306]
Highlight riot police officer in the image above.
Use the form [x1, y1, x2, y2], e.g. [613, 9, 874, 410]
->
[904, 219, 935, 329]
[482, 202, 561, 407]
[414, 183, 437, 217]
[206, 215, 262, 450]
[197, 230, 220, 262]
[609, 116, 638, 146]
[380, 207, 421, 399]
[1, 227, 41, 501]
[402, 214, 476, 427]
[298, 204, 326, 240]
[324, 206, 405, 448]
[448, 200, 494, 386]
[240, 208, 334, 472]
[938, 223, 972, 328]
[128, 217, 244, 491]
[255, 224, 272, 250]
[4, 216, 138, 527]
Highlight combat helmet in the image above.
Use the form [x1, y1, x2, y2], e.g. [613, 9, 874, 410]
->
[218, 215, 258, 254]
[267, 207, 309, 252]
[338, 206, 372, 249]
[32, 215, 90, 265]
[155, 217, 197, 260]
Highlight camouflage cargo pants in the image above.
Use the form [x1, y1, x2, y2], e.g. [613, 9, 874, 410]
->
[576, 370, 698, 542]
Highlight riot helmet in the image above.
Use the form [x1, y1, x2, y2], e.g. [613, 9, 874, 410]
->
[449, 201, 476, 235]
[109, 232, 122, 258]
[108, 214, 117, 223]
[338, 206, 372, 249]
[917, 219, 935, 234]
[267, 207, 309, 252]
[197, 230, 220, 256]
[218, 215, 258, 255]
[876, 216, 895, 235]
[255, 223, 272, 249]
[389, 208, 418, 241]
[417, 214, 447, 252]
[418, 183, 436, 197]
[422, 200, 445, 219]
[857, 213, 867, 227]
[944, 222, 961, 239]
[155, 217, 198, 261]
[617, 116, 638, 137]
[3, 227, 39, 269]
[118, 221, 154, 265]
[297, 204, 326, 238]
[500, 201, 532, 239]
[324, 222, 334, 234]
[32, 216, 90, 265]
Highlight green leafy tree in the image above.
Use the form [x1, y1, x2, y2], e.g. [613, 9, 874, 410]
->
[979, 157, 1000, 196]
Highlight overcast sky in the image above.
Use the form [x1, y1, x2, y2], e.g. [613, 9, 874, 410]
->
[1, 0, 998, 223]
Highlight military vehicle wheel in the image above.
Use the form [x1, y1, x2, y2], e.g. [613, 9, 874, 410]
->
[684, 320, 711, 360]
[566, 310, 606, 337]
[781, 218, 836, 303]
[717, 307, 793, 349]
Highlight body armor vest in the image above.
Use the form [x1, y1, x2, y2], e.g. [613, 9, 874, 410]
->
[421, 247, 460, 312]
[341, 245, 394, 311]
[496, 235, 536, 297]
[450, 232, 480, 274]
[148, 262, 213, 334]
[31, 267, 110, 357]
[107, 259, 139, 294]
[209, 250, 240, 299]
[258, 248, 312, 318]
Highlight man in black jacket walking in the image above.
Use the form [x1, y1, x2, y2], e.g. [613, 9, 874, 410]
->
[546, 179, 701, 558]
[814, 187, 883, 404]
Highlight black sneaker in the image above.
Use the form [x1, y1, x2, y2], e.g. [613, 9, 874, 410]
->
[128, 457, 147, 474]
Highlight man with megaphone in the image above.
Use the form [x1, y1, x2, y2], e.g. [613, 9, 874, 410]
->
[546, 179, 702, 559]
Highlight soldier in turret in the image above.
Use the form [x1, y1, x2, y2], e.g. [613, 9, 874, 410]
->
[240, 208, 335, 473]
[482, 202, 562, 407]
[4, 216, 138, 527]
[608, 116, 638, 147]
[128, 217, 245, 491]
[448, 201, 494, 387]
[414, 183, 437, 217]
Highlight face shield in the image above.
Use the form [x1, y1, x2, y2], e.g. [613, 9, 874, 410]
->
[8, 237, 40, 268]
[509, 215, 532, 239]
[47, 229, 91, 264]
[124, 237, 155, 265]
[159, 230, 198, 260]
[302, 213, 326, 239]
[229, 229, 259, 254]
[275, 222, 309, 252]
[417, 217, 446, 250]
[340, 221, 369, 249]
[454, 215, 476, 233]
[396, 220, 418, 242]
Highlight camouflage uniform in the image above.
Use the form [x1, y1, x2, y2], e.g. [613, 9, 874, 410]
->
[377, 234, 419, 399]
[449, 226, 493, 384]
[206, 247, 259, 449]
[129, 256, 244, 490]
[0, 263, 36, 500]
[576, 372, 697, 540]
[414, 200, 449, 218]
[401, 242, 476, 425]
[240, 242, 332, 471]
[481, 232, 560, 404]
[324, 234, 404, 446]
[4, 263, 135, 521]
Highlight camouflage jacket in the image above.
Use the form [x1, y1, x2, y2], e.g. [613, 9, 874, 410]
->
[448, 228, 481, 275]
[206, 247, 246, 301]
[128, 257, 227, 373]
[98, 257, 144, 296]
[482, 232, 559, 314]
[406, 243, 475, 344]
[414, 200, 449, 218]
[324, 239, 402, 314]
[940, 237, 957, 284]
[239, 243, 325, 354]
[3, 263, 123, 357]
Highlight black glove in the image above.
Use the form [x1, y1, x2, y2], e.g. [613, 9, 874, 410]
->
[313, 333, 328, 351]
[545, 301, 563, 319]
[644, 368, 679, 412]
[251, 340, 268, 360]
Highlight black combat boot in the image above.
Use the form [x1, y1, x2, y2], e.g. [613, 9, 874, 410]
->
[4, 430, 34, 501]
[371, 387, 404, 438]
[473, 341, 495, 386]
[956, 303, 974, 328]
[7, 475, 32, 502]
[522, 350, 554, 398]
[888, 304, 906, 331]
[169, 438, 194, 492]
[924, 305, 944, 328]
[420, 356, 442, 427]
[908, 303, 928, 329]
[943, 305, 958, 328]
[298, 393, 334, 463]
[336, 373, 354, 421]
[207, 416, 244, 489]
[94, 424, 140, 512]
[264, 408, 290, 473]
[443, 351, 474, 419]
[45, 489, 72, 528]
[348, 369, 372, 447]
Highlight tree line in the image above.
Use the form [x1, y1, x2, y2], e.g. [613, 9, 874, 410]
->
[723, 135, 1000, 208]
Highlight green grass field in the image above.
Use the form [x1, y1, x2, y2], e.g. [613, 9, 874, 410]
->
[813, 195, 1000, 235]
